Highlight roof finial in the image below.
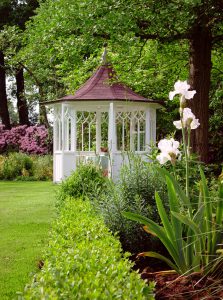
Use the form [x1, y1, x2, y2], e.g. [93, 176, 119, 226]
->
[101, 43, 108, 65]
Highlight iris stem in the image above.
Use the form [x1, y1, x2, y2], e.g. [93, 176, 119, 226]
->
[180, 111, 191, 215]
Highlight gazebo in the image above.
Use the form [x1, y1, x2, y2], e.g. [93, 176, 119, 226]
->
[45, 50, 162, 182]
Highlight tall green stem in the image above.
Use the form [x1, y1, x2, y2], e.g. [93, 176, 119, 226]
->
[181, 126, 189, 201]
[180, 107, 190, 204]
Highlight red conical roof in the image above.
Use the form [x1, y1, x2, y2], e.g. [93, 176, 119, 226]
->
[55, 64, 159, 103]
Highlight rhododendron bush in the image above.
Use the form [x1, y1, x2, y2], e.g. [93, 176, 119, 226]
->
[0, 125, 52, 155]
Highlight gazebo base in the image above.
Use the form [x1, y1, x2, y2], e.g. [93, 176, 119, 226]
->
[53, 151, 149, 183]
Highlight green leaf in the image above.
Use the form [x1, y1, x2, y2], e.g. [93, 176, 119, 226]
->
[123, 211, 181, 271]
[155, 191, 175, 243]
[171, 211, 204, 270]
[165, 176, 186, 270]
[156, 167, 192, 215]
[139, 251, 179, 272]
[199, 166, 212, 256]
[212, 182, 223, 254]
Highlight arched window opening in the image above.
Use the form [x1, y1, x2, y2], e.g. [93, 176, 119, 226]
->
[76, 112, 96, 152]
[54, 111, 62, 151]
[101, 112, 108, 151]
[116, 111, 146, 152]
[64, 108, 73, 151]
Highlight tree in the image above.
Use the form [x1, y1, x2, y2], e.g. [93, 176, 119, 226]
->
[85, 0, 223, 162]
[0, 0, 15, 129]
[0, 0, 39, 126]
[20, 0, 223, 162]
[15, 66, 30, 125]
[0, 50, 11, 128]
[11, 0, 39, 125]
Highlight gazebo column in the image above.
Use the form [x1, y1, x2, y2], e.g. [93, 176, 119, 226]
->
[96, 111, 101, 153]
[53, 106, 59, 182]
[108, 102, 117, 178]
[145, 107, 156, 152]
[130, 113, 135, 151]
[62, 105, 77, 180]
[61, 103, 65, 179]
[71, 107, 76, 152]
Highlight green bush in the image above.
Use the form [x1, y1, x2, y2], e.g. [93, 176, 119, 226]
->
[0, 155, 5, 179]
[57, 162, 108, 203]
[0, 153, 53, 181]
[32, 155, 53, 180]
[22, 198, 154, 300]
[0, 152, 33, 180]
[97, 155, 168, 253]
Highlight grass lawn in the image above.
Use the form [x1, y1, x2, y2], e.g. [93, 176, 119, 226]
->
[0, 181, 58, 300]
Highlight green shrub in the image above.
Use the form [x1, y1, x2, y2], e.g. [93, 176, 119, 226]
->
[1, 152, 33, 180]
[0, 155, 6, 179]
[0, 154, 53, 181]
[32, 155, 53, 180]
[22, 198, 154, 300]
[57, 162, 108, 203]
[124, 166, 223, 275]
[97, 155, 168, 253]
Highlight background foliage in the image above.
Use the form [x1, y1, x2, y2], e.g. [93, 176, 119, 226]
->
[0, 0, 222, 162]
[0, 153, 53, 180]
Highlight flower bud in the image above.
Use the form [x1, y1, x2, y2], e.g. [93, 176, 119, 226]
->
[180, 95, 187, 109]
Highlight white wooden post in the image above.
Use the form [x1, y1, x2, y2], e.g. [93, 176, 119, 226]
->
[61, 103, 65, 179]
[151, 108, 156, 143]
[145, 107, 152, 152]
[53, 106, 57, 182]
[130, 112, 135, 151]
[96, 111, 101, 153]
[71, 107, 76, 151]
[108, 102, 116, 152]
[108, 102, 116, 177]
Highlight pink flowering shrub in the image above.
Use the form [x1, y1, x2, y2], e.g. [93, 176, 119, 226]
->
[0, 125, 52, 155]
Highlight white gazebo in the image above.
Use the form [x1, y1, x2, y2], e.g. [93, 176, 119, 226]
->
[45, 51, 162, 182]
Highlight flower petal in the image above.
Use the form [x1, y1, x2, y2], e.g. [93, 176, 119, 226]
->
[170, 138, 180, 150]
[184, 90, 196, 100]
[174, 80, 190, 93]
[190, 118, 200, 129]
[158, 139, 172, 152]
[173, 120, 182, 129]
[156, 153, 170, 165]
[169, 91, 177, 100]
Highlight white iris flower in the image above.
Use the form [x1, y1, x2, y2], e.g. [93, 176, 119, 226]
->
[156, 138, 181, 165]
[173, 108, 200, 130]
[169, 80, 196, 101]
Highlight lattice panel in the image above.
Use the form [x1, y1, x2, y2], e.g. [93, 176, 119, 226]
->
[116, 111, 146, 151]
[76, 112, 97, 151]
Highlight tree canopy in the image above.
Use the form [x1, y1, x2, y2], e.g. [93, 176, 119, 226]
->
[1, 0, 223, 162]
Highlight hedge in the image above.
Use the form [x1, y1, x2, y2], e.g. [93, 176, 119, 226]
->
[21, 198, 154, 300]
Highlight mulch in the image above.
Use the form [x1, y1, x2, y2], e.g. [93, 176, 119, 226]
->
[141, 269, 223, 299]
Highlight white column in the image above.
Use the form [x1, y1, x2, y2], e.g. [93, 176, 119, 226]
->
[71, 108, 76, 152]
[145, 107, 152, 152]
[53, 106, 57, 182]
[96, 111, 101, 153]
[108, 102, 116, 152]
[145, 107, 156, 152]
[53, 106, 57, 153]
[151, 108, 156, 143]
[61, 103, 65, 179]
[130, 113, 135, 151]
[108, 102, 116, 178]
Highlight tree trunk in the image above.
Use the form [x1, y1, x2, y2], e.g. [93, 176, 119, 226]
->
[39, 86, 49, 128]
[20, 62, 49, 128]
[0, 50, 11, 129]
[188, 25, 212, 163]
[15, 67, 30, 125]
